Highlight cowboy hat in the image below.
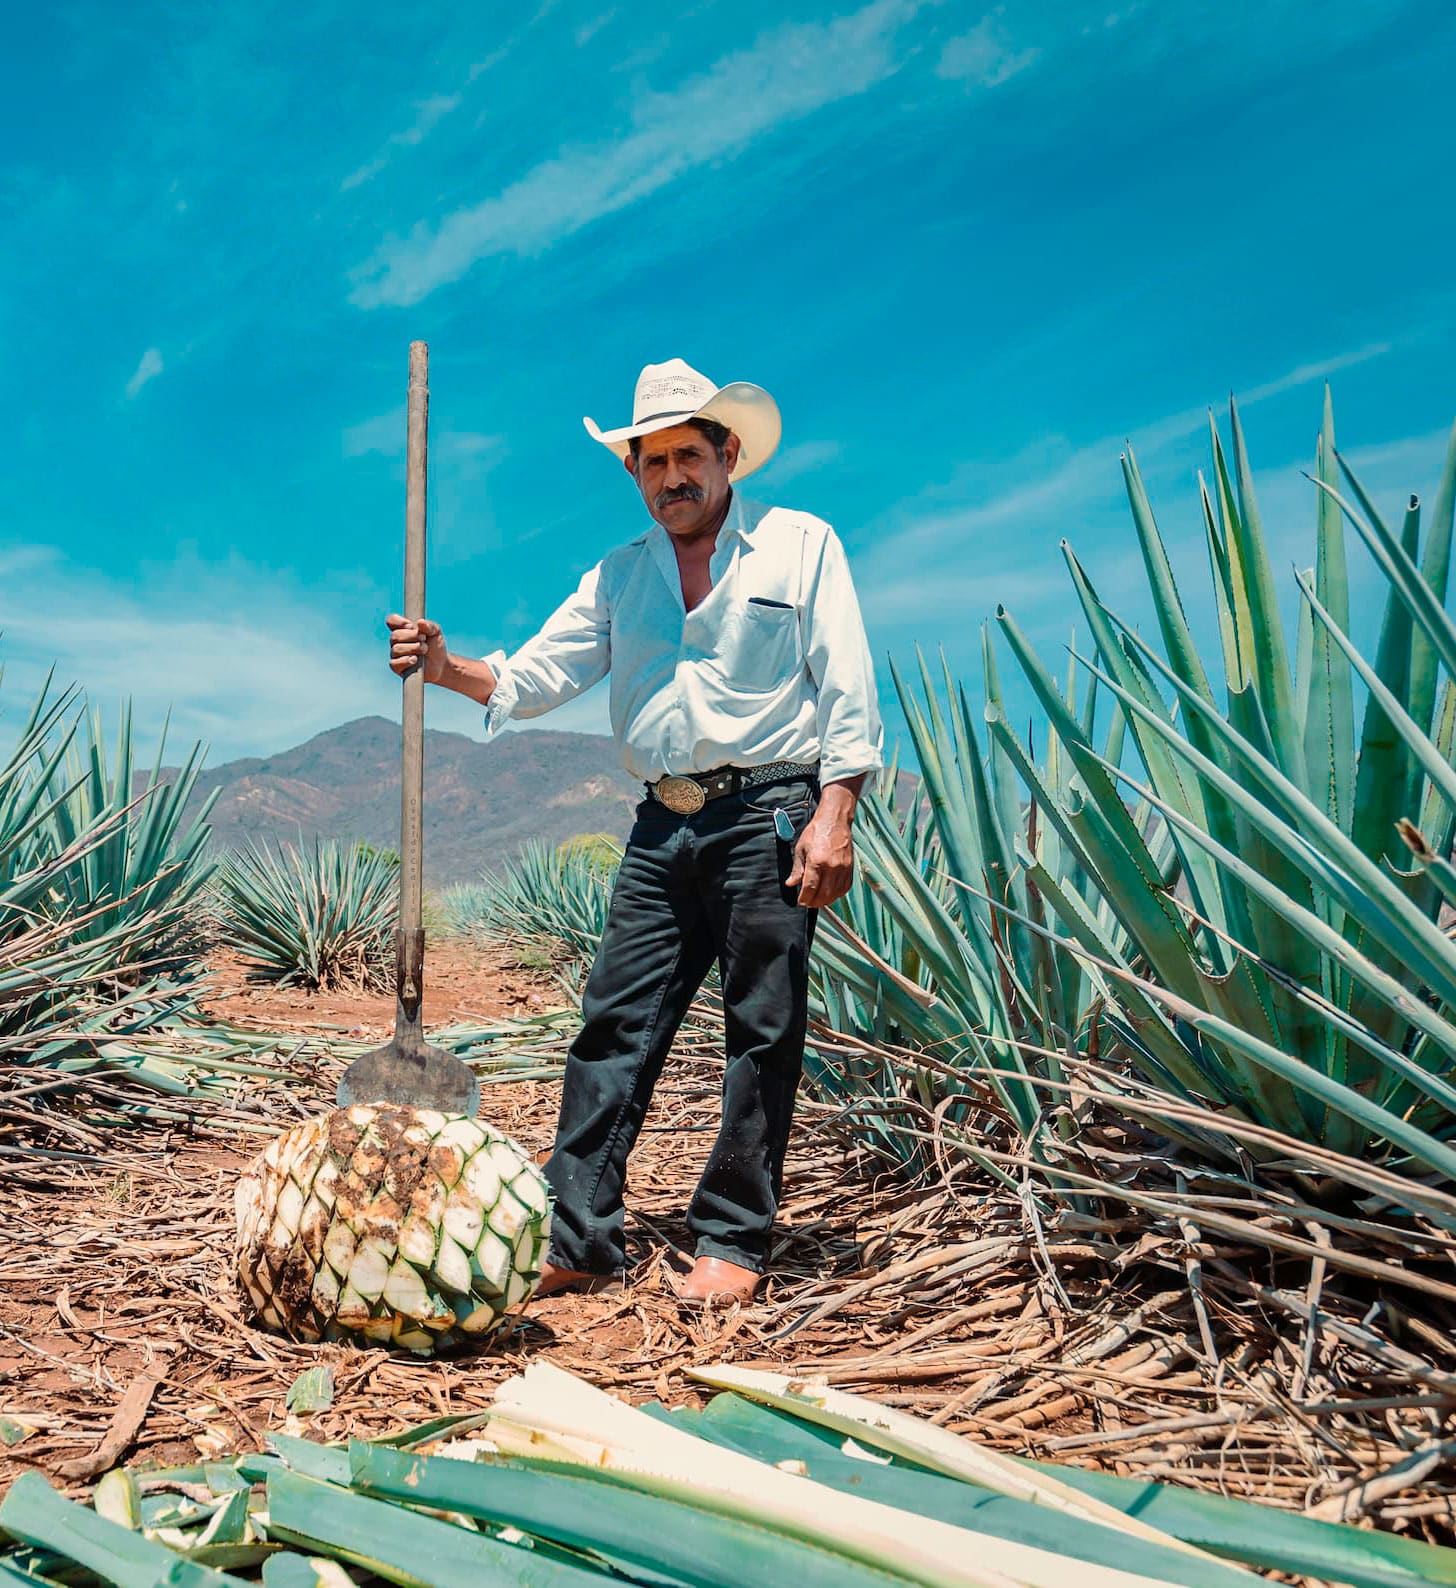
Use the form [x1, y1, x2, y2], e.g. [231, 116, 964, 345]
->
[583, 358, 781, 482]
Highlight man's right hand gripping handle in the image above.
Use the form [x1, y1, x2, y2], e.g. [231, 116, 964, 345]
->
[384, 614, 497, 704]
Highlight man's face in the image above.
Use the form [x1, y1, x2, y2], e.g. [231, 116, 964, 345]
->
[626, 422, 741, 538]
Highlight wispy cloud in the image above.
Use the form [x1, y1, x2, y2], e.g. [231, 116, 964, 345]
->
[124, 346, 163, 399]
[0, 548, 392, 761]
[1239, 341, 1392, 405]
[349, 0, 923, 307]
[0, 539, 614, 760]
[759, 440, 843, 489]
[342, 409, 404, 457]
[574, 9, 616, 47]
[936, 12, 1041, 87]
[857, 340, 1397, 626]
[341, 93, 463, 192]
[342, 407, 505, 479]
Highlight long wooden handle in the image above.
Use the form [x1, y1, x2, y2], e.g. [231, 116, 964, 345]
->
[398, 341, 429, 992]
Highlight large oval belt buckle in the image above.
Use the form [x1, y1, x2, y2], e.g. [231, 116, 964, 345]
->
[655, 775, 706, 814]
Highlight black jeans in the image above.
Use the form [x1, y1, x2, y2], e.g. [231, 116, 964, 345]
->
[543, 779, 819, 1275]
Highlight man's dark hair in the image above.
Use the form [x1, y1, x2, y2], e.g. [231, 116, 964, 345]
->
[629, 416, 732, 463]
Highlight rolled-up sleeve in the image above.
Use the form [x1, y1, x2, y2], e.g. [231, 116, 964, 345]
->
[484, 562, 611, 737]
[802, 527, 883, 784]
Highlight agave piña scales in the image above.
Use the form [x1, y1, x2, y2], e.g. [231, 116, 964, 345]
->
[235, 1104, 551, 1353]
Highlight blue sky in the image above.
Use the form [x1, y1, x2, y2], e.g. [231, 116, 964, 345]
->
[4, 0, 1456, 767]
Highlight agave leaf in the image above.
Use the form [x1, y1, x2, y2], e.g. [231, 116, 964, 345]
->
[1299, 571, 1456, 824]
[350, 1440, 908, 1588]
[285, 1366, 336, 1415]
[981, 627, 1029, 903]
[1047, 771, 1272, 1112]
[1013, 845, 1217, 1104]
[1294, 570, 1314, 744]
[0, 1472, 250, 1588]
[1407, 418, 1456, 770]
[1095, 624, 1456, 1014]
[890, 652, 987, 926]
[1219, 683, 1331, 1128]
[1303, 388, 1357, 836]
[1061, 545, 1231, 944]
[1121, 445, 1215, 705]
[1104, 763, 1456, 1122]
[986, 708, 1232, 1102]
[264, 1468, 612, 1585]
[1198, 472, 1246, 689]
[1350, 494, 1422, 865]
[1316, 466, 1456, 702]
[680, 1391, 1456, 1588]
[996, 888, 1456, 1181]
[1207, 421, 1260, 692]
[654, 1399, 1256, 1588]
[1020, 1458, 1456, 1588]
[1224, 400, 1305, 787]
[996, 609, 1201, 996]
[684, 1368, 1215, 1566]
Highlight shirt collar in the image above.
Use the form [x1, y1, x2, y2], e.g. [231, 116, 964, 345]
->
[643, 493, 755, 606]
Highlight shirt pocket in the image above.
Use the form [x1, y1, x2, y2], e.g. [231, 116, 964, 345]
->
[718, 597, 801, 694]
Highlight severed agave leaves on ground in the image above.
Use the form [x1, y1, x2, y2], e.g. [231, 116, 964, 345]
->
[235, 1104, 551, 1354]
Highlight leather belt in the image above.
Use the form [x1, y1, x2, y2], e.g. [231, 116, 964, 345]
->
[648, 761, 819, 815]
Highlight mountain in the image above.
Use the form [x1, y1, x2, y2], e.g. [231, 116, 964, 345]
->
[177, 717, 641, 886]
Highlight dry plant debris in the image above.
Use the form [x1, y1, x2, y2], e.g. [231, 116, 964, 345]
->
[2, 967, 1454, 1563]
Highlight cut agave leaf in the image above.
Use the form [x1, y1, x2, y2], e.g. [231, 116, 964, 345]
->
[263, 1468, 615, 1585]
[686, 1365, 1207, 1561]
[262, 1557, 361, 1588]
[266, 1433, 351, 1486]
[645, 1397, 1257, 1588]
[1016, 1458, 1456, 1588]
[285, 1366, 335, 1415]
[94, 1467, 142, 1530]
[0, 1471, 251, 1588]
[351, 1439, 915, 1588]
[484, 1361, 1184, 1588]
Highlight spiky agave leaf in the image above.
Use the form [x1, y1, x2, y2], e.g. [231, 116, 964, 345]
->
[977, 393, 1456, 1168]
[0, 672, 211, 1053]
[456, 836, 621, 963]
[34, 701, 217, 964]
[805, 392, 1456, 1184]
[219, 838, 398, 989]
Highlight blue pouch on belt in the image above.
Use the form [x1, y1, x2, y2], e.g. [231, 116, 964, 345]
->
[774, 808, 796, 842]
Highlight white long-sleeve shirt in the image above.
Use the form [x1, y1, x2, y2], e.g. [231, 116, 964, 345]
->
[483, 494, 882, 786]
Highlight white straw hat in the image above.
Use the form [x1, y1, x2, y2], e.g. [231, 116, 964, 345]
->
[583, 358, 782, 482]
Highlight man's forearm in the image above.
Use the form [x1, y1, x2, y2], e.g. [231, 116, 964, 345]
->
[435, 652, 498, 707]
[818, 773, 866, 825]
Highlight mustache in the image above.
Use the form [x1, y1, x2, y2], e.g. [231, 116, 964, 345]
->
[654, 484, 705, 510]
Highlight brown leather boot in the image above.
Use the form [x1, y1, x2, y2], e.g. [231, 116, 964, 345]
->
[673, 1255, 762, 1306]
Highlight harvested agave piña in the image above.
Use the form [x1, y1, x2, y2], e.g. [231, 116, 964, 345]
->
[235, 1104, 551, 1353]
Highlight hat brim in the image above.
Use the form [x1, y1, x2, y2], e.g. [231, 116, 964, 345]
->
[582, 381, 781, 482]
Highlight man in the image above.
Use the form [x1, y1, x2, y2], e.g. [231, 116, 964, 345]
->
[386, 358, 881, 1304]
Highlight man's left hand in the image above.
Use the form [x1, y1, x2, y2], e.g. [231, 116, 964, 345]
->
[786, 780, 863, 908]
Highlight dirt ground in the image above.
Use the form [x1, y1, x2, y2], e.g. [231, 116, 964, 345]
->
[1, 944, 927, 1486]
[200, 939, 557, 1037]
[3, 944, 1455, 1549]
